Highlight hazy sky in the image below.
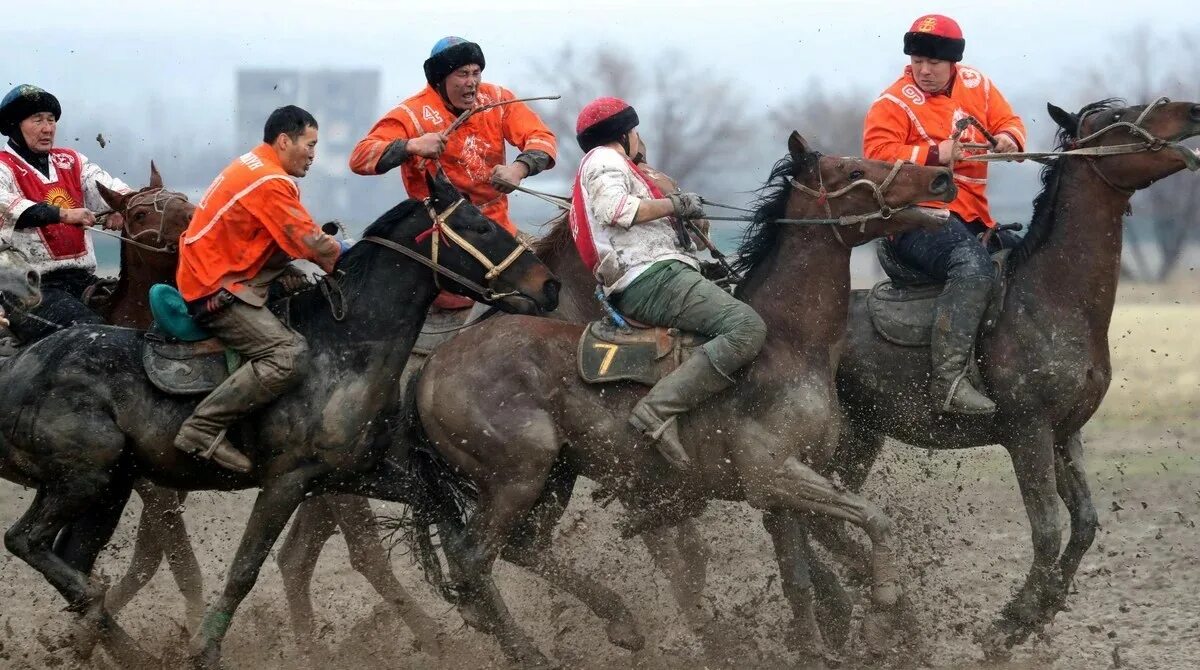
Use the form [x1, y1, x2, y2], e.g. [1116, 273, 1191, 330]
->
[7, 0, 1196, 130]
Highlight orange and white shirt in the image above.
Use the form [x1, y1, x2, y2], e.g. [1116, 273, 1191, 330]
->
[178, 143, 339, 304]
[863, 64, 1026, 228]
[349, 83, 557, 234]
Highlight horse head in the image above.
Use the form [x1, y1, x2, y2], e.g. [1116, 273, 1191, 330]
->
[0, 243, 41, 311]
[1047, 97, 1200, 192]
[363, 170, 559, 315]
[96, 161, 193, 256]
[784, 130, 956, 245]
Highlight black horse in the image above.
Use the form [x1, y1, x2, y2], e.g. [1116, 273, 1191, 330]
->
[0, 173, 559, 668]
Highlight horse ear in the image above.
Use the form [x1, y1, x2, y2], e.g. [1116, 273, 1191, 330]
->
[1047, 103, 1079, 133]
[96, 182, 127, 212]
[148, 160, 163, 189]
[788, 131, 815, 160]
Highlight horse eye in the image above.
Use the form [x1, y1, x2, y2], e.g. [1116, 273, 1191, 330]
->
[849, 170, 865, 180]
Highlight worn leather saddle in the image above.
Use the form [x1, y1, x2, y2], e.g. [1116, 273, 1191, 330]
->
[866, 245, 1012, 347]
[578, 317, 709, 386]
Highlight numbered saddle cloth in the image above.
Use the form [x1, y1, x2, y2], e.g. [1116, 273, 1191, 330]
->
[577, 318, 709, 386]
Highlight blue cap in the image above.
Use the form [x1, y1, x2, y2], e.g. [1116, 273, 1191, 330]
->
[431, 36, 468, 57]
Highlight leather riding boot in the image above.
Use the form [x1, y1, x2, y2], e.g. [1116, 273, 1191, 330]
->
[174, 366, 277, 473]
[629, 351, 734, 470]
[930, 275, 996, 415]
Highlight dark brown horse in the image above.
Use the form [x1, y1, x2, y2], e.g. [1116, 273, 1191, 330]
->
[0, 175, 558, 668]
[411, 133, 956, 666]
[272, 162, 716, 659]
[825, 98, 1200, 656]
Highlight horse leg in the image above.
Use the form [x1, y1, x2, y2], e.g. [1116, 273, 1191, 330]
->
[762, 509, 829, 666]
[1047, 431, 1098, 618]
[5, 485, 154, 668]
[809, 426, 884, 584]
[329, 494, 445, 656]
[501, 466, 644, 652]
[981, 432, 1063, 657]
[436, 433, 561, 667]
[276, 496, 338, 659]
[740, 454, 899, 610]
[107, 482, 205, 633]
[188, 469, 318, 669]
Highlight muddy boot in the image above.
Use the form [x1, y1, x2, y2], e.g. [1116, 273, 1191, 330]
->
[174, 366, 277, 473]
[930, 275, 996, 415]
[629, 351, 734, 470]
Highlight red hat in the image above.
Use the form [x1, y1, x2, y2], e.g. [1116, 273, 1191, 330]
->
[576, 97, 640, 152]
[904, 14, 965, 62]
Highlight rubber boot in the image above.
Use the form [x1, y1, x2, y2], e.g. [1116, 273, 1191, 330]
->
[174, 366, 277, 473]
[629, 351, 734, 470]
[930, 275, 996, 415]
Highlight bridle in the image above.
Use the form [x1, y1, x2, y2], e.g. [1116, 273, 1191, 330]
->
[361, 197, 535, 303]
[1073, 96, 1200, 194]
[92, 187, 189, 254]
[788, 157, 910, 248]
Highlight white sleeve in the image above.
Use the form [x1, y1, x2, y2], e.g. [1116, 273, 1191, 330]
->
[0, 163, 37, 243]
[582, 150, 640, 230]
[77, 152, 133, 213]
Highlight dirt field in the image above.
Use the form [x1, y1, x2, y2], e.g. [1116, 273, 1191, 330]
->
[0, 284, 1197, 669]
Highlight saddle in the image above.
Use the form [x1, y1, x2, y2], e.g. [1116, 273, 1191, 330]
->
[866, 246, 1011, 347]
[578, 318, 709, 386]
[142, 284, 242, 395]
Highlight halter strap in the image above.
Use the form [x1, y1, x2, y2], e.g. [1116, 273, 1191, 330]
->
[788, 158, 908, 241]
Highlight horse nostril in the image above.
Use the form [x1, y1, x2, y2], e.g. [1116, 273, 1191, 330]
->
[1191, 105, 1200, 123]
[931, 172, 952, 194]
[26, 271, 39, 288]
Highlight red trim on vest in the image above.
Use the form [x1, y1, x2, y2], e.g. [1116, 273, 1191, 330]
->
[569, 151, 665, 273]
[0, 148, 88, 260]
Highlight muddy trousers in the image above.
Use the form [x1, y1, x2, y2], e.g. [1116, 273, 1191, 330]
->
[175, 300, 310, 465]
[885, 215, 996, 414]
[614, 261, 767, 467]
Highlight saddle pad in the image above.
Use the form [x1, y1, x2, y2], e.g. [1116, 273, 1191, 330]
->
[143, 336, 241, 395]
[577, 319, 708, 386]
[867, 250, 1010, 347]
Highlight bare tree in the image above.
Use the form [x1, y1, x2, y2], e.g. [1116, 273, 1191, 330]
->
[768, 78, 870, 157]
[1080, 27, 1200, 281]
[527, 45, 753, 193]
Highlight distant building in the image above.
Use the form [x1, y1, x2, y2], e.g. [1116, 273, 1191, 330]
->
[235, 69, 391, 227]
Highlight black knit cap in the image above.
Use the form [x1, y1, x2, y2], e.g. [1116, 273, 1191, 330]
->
[0, 85, 61, 137]
[423, 37, 486, 87]
[576, 97, 640, 152]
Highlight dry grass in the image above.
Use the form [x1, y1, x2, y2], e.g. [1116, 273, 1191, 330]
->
[1098, 279, 1200, 425]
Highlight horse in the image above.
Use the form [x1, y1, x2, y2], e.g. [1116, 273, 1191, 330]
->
[822, 98, 1200, 657]
[0, 172, 559, 669]
[0, 244, 41, 330]
[271, 164, 716, 659]
[409, 132, 956, 667]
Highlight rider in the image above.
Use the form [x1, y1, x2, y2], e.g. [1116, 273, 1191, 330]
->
[0, 84, 131, 342]
[570, 97, 766, 470]
[349, 36, 557, 309]
[174, 105, 343, 473]
[862, 14, 1026, 415]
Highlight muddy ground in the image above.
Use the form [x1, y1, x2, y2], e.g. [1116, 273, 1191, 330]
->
[0, 296, 1197, 669]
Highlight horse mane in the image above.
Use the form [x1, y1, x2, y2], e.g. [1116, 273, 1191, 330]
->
[733, 153, 803, 276]
[1011, 98, 1125, 268]
[531, 212, 573, 259]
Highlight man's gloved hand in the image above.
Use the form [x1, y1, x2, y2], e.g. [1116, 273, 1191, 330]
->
[669, 192, 705, 219]
[700, 261, 729, 281]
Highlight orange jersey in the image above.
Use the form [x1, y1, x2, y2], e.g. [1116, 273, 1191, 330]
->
[178, 144, 340, 304]
[863, 65, 1026, 227]
[349, 83, 557, 233]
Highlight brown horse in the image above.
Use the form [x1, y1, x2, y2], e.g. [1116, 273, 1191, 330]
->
[825, 98, 1200, 656]
[410, 132, 956, 666]
[271, 163, 716, 659]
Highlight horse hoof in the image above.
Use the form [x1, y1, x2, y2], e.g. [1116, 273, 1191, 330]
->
[504, 641, 556, 670]
[976, 623, 1015, 661]
[187, 638, 223, 670]
[870, 580, 899, 609]
[605, 619, 645, 651]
